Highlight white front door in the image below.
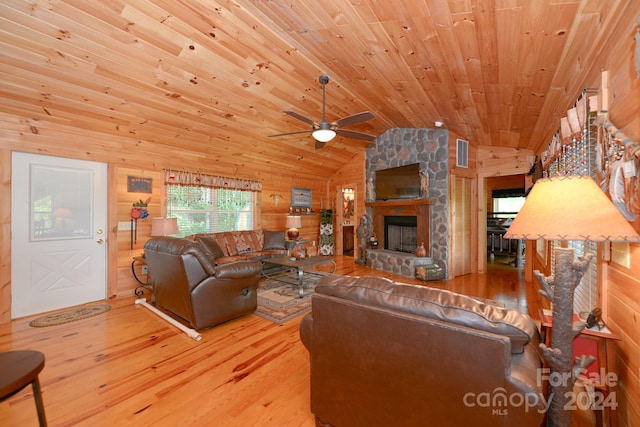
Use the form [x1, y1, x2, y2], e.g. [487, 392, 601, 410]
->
[11, 152, 107, 318]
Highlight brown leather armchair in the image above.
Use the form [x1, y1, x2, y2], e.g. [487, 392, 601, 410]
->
[144, 236, 262, 330]
[300, 275, 546, 427]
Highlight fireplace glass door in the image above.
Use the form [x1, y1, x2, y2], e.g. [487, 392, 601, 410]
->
[384, 216, 417, 253]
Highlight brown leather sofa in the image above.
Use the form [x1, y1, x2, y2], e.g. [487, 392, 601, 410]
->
[144, 236, 262, 330]
[299, 275, 546, 427]
[187, 229, 288, 263]
[187, 229, 289, 275]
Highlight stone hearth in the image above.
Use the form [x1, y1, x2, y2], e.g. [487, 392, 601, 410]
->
[366, 249, 434, 278]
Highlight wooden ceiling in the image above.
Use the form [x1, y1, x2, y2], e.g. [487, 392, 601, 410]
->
[0, 0, 636, 177]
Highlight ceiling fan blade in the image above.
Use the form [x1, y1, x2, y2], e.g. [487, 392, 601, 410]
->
[335, 129, 377, 142]
[334, 111, 375, 128]
[284, 110, 316, 126]
[315, 140, 326, 149]
[269, 129, 313, 137]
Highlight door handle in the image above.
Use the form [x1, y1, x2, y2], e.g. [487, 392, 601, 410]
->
[97, 239, 104, 244]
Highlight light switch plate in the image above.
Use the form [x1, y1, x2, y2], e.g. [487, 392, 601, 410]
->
[118, 221, 132, 231]
[611, 242, 630, 268]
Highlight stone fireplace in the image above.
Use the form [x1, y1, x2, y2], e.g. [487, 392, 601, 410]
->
[364, 128, 449, 278]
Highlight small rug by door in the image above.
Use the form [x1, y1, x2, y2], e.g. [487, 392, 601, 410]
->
[255, 271, 330, 324]
[29, 304, 111, 328]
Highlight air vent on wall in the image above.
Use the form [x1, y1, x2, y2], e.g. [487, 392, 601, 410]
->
[456, 138, 469, 168]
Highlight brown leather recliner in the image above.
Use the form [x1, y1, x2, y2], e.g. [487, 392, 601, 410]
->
[300, 275, 546, 427]
[144, 236, 262, 330]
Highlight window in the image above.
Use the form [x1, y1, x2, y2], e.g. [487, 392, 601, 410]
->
[164, 170, 261, 236]
[493, 196, 525, 217]
[490, 190, 526, 222]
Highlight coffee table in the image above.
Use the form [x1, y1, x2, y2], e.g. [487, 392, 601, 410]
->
[262, 255, 336, 297]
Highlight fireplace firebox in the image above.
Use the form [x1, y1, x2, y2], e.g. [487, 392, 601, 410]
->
[384, 216, 417, 253]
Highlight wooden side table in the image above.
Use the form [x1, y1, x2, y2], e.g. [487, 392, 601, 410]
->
[539, 309, 620, 426]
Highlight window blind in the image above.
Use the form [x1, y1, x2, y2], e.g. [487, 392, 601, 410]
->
[163, 169, 259, 236]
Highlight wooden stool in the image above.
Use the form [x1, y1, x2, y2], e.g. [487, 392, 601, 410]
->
[0, 350, 47, 426]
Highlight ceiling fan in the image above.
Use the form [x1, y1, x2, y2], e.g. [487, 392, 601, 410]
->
[270, 74, 376, 149]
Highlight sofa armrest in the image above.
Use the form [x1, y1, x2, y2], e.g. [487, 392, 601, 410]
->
[214, 259, 262, 279]
[183, 243, 217, 276]
[299, 313, 313, 351]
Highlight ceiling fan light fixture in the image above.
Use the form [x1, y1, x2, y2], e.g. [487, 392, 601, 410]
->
[312, 128, 336, 142]
[269, 75, 375, 147]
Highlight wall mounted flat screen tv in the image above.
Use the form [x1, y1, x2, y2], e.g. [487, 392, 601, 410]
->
[375, 163, 421, 200]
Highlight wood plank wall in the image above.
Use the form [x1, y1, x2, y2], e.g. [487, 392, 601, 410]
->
[0, 112, 328, 320]
[587, 17, 640, 426]
[0, 149, 10, 322]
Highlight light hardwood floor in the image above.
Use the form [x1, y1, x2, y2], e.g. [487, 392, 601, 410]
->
[0, 255, 540, 427]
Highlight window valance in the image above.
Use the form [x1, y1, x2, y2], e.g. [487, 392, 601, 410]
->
[164, 169, 262, 192]
[492, 188, 525, 199]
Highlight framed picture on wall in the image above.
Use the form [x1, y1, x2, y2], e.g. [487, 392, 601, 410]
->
[127, 176, 153, 193]
[291, 187, 312, 208]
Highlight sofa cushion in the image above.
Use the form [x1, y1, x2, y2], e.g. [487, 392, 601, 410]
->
[235, 233, 253, 254]
[263, 230, 286, 250]
[229, 231, 263, 254]
[217, 233, 236, 256]
[315, 275, 538, 354]
[195, 235, 226, 259]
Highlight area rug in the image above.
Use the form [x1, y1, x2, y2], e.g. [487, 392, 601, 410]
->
[255, 271, 330, 324]
[29, 304, 111, 328]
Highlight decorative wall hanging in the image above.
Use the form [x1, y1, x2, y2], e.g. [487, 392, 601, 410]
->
[319, 209, 334, 255]
[541, 87, 640, 223]
[597, 113, 640, 221]
[270, 193, 282, 206]
[342, 188, 355, 219]
[127, 176, 152, 193]
[291, 187, 312, 209]
[130, 198, 150, 249]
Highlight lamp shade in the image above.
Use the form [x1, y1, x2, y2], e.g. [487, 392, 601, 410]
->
[285, 215, 302, 229]
[151, 217, 179, 236]
[504, 175, 640, 242]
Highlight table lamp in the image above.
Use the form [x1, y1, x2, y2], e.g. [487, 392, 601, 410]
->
[504, 175, 640, 426]
[286, 215, 302, 240]
[151, 217, 179, 236]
